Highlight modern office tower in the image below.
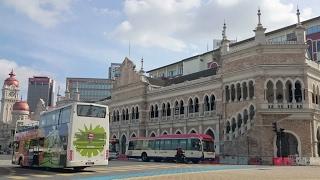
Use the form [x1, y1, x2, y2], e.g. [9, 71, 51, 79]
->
[27, 76, 54, 112]
[108, 63, 121, 79]
[66, 78, 113, 102]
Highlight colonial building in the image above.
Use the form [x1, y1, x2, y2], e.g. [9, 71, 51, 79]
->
[108, 10, 320, 165]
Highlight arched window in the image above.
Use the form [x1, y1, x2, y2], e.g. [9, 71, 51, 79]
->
[194, 97, 199, 113]
[237, 113, 242, 128]
[155, 105, 159, 117]
[116, 110, 120, 121]
[131, 107, 135, 120]
[225, 86, 230, 102]
[249, 105, 255, 120]
[204, 95, 210, 111]
[231, 118, 236, 132]
[226, 121, 231, 133]
[135, 106, 139, 119]
[150, 105, 154, 118]
[113, 110, 116, 122]
[126, 108, 129, 120]
[122, 109, 125, 120]
[249, 81, 254, 99]
[286, 81, 293, 103]
[316, 86, 319, 104]
[236, 83, 241, 101]
[243, 109, 248, 124]
[166, 102, 171, 116]
[180, 100, 184, 114]
[175, 130, 182, 134]
[190, 130, 196, 134]
[188, 98, 194, 113]
[162, 103, 166, 117]
[131, 133, 136, 138]
[266, 80, 274, 103]
[162, 131, 168, 135]
[276, 81, 284, 103]
[174, 101, 179, 115]
[231, 84, 236, 101]
[295, 81, 303, 103]
[210, 95, 215, 110]
[150, 132, 156, 137]
[312, 84, 315, 104]
[242, 82, 248, 100]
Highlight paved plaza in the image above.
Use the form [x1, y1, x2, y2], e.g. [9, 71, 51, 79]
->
[0, 157, 320, 180]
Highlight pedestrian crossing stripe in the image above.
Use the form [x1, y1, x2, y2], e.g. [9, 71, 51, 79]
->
[7, 176, 28, 179]
[31, 174, 52, 178]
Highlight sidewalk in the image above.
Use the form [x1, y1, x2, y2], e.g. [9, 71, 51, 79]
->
[0, 155, 12, 166]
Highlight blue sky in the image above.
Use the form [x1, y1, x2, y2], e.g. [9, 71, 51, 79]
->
[0, 0, 318, 98]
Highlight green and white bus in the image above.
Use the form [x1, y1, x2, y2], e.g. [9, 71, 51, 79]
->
[12, 102, 109, 170]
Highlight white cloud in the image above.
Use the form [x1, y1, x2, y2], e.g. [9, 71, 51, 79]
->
[2, 0, 73, 28]
[0, 58, 52, 100]
[93, 7, 121, 17]
[110, 0, 314, 52]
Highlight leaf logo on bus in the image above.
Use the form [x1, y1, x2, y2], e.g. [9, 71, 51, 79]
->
[73, 124, 107, 158]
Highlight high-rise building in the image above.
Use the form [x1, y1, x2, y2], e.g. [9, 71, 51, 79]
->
[66, 78, 113, 102]
[108, 63, 121, 79]
[27, 76, 54, 112]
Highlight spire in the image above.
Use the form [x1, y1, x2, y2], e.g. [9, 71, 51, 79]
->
[254, 8, 266, 44]
[139, 57, 145, 74]
[222, 20, 227, 40]
[9, 69, 15, 77]
[295, 5, 306, 43]
[296, 6, 302, 26]
[220, 20, 230, 54]
[257, 7, 262, 26]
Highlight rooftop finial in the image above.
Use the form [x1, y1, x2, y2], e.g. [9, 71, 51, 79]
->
[140, 57, 144, 72]
[76, 82, 79, 93]
[257, 7, 262, 26]
[9, 69, 15, 77]
[222, 20, 227, 40]
[296, 6, 301, 25]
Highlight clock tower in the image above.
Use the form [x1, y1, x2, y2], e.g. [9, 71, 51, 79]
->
[0, 70, 20, 124]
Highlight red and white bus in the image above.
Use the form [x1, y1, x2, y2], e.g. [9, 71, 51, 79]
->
[126, 134, 215, 163]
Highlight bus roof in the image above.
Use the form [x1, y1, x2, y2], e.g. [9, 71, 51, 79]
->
[129, 134, 213, 141]
[156, 134, 213, 140]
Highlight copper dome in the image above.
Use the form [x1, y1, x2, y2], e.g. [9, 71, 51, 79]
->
[4, 70, 19, 87]
[13, 101, 30, 111]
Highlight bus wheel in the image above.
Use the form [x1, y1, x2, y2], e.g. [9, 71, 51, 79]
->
[141, 153, 149, 162]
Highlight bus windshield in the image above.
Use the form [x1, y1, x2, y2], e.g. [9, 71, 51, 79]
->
[202, 140, 214, 152]
[77, 105, 106, 118]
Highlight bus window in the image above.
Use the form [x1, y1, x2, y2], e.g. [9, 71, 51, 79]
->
[135, 140, 143, 150]
[202, 140, 214, 152]
[148, 140, 154, 150]
[60, 107, 71, 124]
[155, 140, 160, 150]
[189, 139, 201, 151]
[164, 139, 172, 150]
[179, 139, 187, 150]
[77, 105, 106, 118]
[128, 141, 136, 150]
[172, 139, 179, 150]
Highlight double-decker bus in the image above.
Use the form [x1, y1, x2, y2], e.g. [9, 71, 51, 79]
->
[12, 102, 109, 170]
[126, 134, 215, 163]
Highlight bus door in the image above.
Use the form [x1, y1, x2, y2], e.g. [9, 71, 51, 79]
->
[29, 139, 40, 166]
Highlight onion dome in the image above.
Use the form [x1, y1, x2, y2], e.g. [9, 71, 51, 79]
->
[13, 101, 30, 111]
[4, 70, 19, 87]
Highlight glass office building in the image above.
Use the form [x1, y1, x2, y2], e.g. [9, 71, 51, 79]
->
[66, 78, 113, 102]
